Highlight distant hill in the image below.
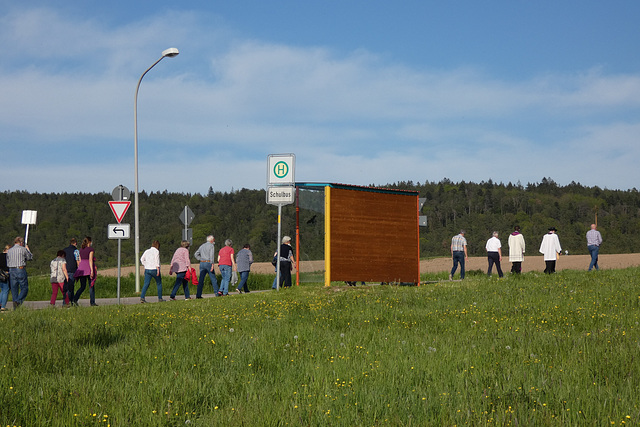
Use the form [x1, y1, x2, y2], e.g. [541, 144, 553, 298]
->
[2, 178, 638, 275]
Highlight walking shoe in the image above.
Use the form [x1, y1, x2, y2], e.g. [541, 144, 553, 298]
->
[217, 292, 223, 297]
[449, 274, 453, 281]
[158, 298, 166, 302]
[90, 303, 99, 307]
[140, 298, 146, 304]
[237, 289, 244, 294]
[170, 297, 176, 301]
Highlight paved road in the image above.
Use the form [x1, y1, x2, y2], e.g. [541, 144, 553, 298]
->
[18, 290, 265, 311]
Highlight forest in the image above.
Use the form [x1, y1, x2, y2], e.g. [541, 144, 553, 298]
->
[1, 178, 639, 275]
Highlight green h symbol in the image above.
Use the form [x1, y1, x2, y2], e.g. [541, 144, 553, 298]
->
[274, 161, 289, 178]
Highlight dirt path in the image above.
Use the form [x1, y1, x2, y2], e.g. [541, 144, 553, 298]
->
[99, 254, 639, 277]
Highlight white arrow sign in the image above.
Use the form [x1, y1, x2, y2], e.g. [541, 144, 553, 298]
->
[108, 224, 130, 239]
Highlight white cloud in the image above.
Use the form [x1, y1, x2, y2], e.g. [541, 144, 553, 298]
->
[1, 6, 640, 194]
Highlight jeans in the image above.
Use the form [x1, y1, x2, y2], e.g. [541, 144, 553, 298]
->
[197, 262, 219, 297]
[272, 273, 278, 289]
[141, 269, 163, 300]
[588, 245, 600, 271]
[9, 268, 28, 305]
[170, 271, 190, 299]
[487, 252, 503, 277]
[65, 274, 76, 304]
[219, 265, 232, 295]
[237, 271, 250, 292]
[0, 279, 9, 309]
[450, 252, 465, 279]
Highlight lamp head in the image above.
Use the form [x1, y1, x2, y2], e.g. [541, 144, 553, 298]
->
[162, 47, 179, 58]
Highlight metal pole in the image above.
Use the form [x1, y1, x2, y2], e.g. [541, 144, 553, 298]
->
[117, 238, 122, 304]
[276, 204, 282, 291]
[134, 55, 166, 294]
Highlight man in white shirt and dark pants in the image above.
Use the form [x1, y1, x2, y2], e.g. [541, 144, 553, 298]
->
[485, 231, 503, 278]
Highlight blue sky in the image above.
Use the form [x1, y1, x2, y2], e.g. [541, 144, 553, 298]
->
[2, 1, 639, 194]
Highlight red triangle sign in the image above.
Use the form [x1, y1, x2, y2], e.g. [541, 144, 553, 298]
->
[109, 201, 131, 223]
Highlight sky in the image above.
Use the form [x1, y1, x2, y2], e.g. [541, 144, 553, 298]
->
[2, 1, 639, 195]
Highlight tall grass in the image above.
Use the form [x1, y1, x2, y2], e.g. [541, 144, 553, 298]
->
[1, 268, 639, 425]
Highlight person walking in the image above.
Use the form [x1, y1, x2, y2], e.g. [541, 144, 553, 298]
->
[277, 236, 295, 288]
[485, 231, 503, 278]
[217, 239, 236, 296]
[7, 236, 33, 308]
[0, 245, 10, 311]
[63, 238, 80, 307]
[508, 225, 526, 274]
[169, 240, 192, 300]
[235, 244, 253, 293]
[73, 237, 97, 306]
[49, 250, 70, 306]
[586, 224, 603, 271]
[194, 235, 219, 298]
[539, 227, 562, 274]
[140, 240, 164, 303]
[449, 230, 468, 280]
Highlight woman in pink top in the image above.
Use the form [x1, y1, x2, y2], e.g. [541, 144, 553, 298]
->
[169, 240, 192, 300]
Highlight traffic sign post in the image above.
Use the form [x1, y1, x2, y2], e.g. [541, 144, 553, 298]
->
[179, 206, 195, 246]
[108, 194, 132, 304]
[266, 154, 296, 291]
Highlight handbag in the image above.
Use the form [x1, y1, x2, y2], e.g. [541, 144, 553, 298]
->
[271, 255, 278, 267]
[0, 270, 9, 282]
[190, 267, 199, 285]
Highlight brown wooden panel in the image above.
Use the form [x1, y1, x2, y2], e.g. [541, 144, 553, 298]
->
[329, 187, 419, 283]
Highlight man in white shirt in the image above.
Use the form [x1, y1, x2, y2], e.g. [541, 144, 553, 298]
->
[539, 227, 562, 274]
[485, 231, 503, 277]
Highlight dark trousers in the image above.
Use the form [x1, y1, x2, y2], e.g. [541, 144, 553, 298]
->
[66, 274, 76, 304]
[74, 276, 95, 304]
[487, 252, 503, 277]
[544, 260, 556, 274]
[279, 261, 292, 288]
[510, 262, 522, 274]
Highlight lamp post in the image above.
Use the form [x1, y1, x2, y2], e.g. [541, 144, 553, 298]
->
[134, 47, 179, 293]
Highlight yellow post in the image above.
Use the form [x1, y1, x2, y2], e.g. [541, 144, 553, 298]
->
[324, 186, 331, 286]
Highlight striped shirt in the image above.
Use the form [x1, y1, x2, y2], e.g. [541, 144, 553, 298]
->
[451, 234, 467, 252]
[586, 229, 603, 247]
[7, 244, 33, 268]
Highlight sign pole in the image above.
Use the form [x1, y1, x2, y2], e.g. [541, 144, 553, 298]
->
[276, 204, 282, 291]
[117, 238, 122, 304]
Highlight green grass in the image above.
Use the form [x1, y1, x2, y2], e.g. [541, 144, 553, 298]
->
[1, 268, 639, 425]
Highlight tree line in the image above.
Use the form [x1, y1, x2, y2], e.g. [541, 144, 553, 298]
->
[1, 178, 639, 275]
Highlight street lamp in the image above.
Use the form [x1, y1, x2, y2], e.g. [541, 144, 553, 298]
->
[134, 47, 179, 293]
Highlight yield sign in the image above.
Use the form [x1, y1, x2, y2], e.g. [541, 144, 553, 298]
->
[109, 201, 131, 223]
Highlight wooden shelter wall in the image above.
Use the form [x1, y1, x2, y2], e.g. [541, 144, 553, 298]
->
[329, 188, 419, 283]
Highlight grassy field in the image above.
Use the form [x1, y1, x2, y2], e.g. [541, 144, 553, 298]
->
[1, 268, 639, 425]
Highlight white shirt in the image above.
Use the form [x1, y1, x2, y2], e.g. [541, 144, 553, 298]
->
[485, 236, 501, 252]
[140, 247, 161, 270]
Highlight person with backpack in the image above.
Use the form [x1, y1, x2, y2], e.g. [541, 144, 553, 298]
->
[50, 250, 69, 306]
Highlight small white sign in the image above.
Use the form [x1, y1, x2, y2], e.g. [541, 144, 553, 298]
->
[267, 154, 295, 186]
[108, 223, 131, 239]
[266, 186, 295, 205]
[21, 210, 38, 225]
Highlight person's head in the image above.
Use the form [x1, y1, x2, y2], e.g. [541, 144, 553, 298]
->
[81, 236, 92, 248]
[207, 235, 215, 243]
[243, 243, 251, 249]
[492, 231, 499, 238]
[14, 236, 24, 246]
[548, 227, 557, 234]
[180, 240, 190, 248]
[590, 223, 597, 230]
[225, 239, 233, 247]
[57, 250, 66, 258]
[70, 237, 77, 246]
[514, 225, 520, 232]
[3, 245, 10, 253]
[282, 236, 292, 245]
[459, 230, 466, 236]
[152, 240, 160, 249]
